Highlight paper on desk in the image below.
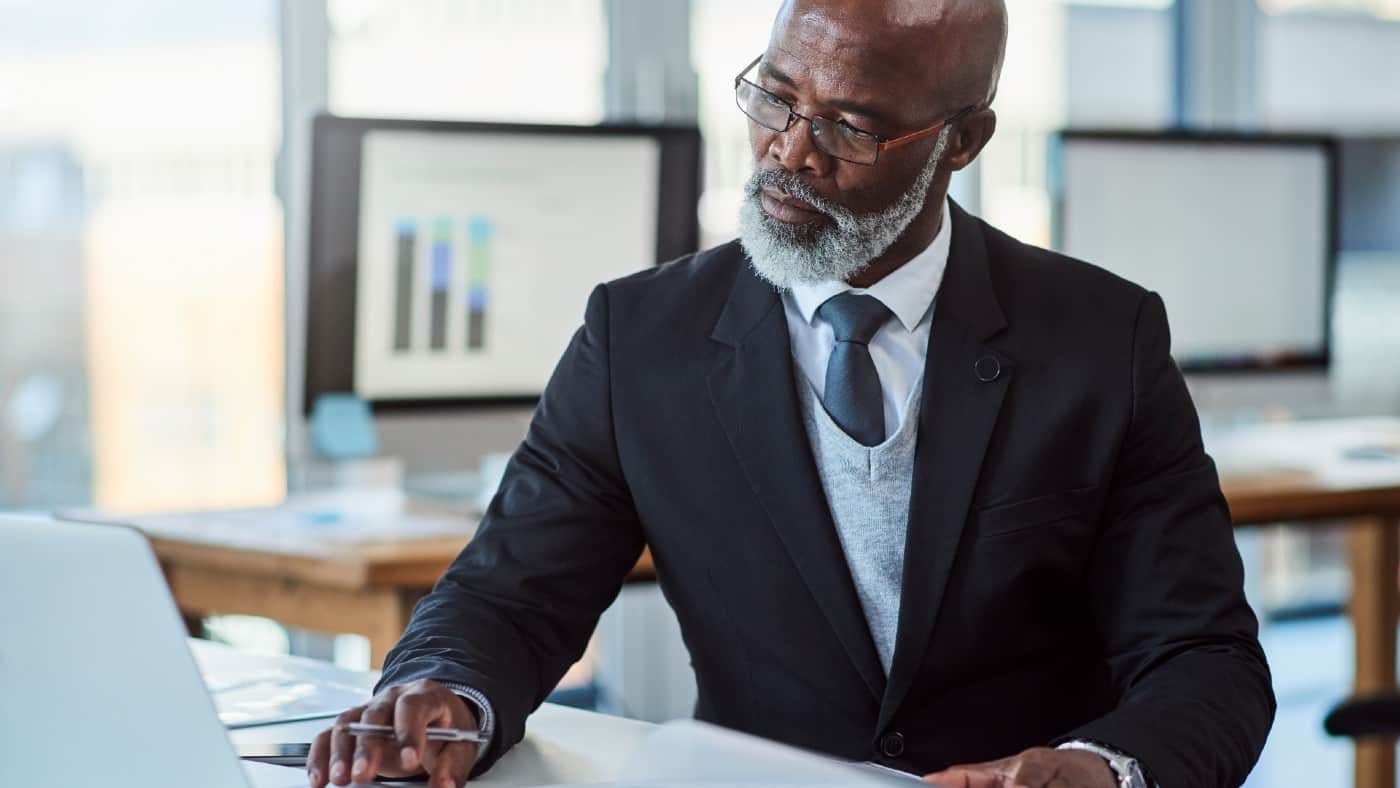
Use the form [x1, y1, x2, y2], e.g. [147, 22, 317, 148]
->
[192, 640, 376, 728]
[242, 760, 403, 788]
[242, 761, 313, 788]
[559, 719, 924, 787]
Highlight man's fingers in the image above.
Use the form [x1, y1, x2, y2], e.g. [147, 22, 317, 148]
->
[423, 739, 478, 788]
[352, 694, 398, 783]
[1006, 754, 1054, 787]
[394, 687, 452, 773]
[326, 706, 366, 786]
[923, 766, 1000, 788]
[306, 728, 333, 788]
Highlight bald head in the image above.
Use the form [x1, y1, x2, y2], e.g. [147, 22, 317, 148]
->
[771, 0, 1008, 113]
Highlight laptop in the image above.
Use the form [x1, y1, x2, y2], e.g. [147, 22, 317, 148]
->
[0, 516, 315, 787]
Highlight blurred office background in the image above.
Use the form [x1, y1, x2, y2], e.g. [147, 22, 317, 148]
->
[2, 0, 1399, 785]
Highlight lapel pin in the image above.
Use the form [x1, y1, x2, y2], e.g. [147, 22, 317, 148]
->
[974, 356, 1001, 383]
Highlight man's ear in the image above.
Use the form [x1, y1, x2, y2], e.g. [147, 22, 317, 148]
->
[942, 109, 997, 173]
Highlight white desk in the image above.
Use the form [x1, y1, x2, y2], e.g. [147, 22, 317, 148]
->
[197, 640, 655, 787]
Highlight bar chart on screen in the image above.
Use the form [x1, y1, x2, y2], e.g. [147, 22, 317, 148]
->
[386, 215, 495, 356]
[353, 129, 659, 400]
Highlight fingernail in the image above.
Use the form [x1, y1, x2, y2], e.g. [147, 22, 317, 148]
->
[307, 769, 320, 785]
[400, 746, 418, 769]
[330, 762, 346, 782]
[352, 757, 367, 778]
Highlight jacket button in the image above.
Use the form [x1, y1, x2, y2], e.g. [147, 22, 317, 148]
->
[974, 355, 1001, 382]
[880, 731, 906, 758]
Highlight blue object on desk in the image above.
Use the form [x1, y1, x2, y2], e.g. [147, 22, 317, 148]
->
[310, 393, 378, 460]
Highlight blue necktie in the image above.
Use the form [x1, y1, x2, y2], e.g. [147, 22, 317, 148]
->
[817, 293, 892, 447]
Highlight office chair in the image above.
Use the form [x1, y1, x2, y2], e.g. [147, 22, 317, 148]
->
[1326, 693, 1400, 738]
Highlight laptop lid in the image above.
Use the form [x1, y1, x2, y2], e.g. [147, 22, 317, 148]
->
[0, 516, 250, 788]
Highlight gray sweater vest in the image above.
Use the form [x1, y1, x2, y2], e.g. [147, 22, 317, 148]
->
[796, 373, 923, 674]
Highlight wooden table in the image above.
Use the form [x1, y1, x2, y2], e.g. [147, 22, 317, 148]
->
[73, 501, 657, 669]
[1211, 418, 1400, 788]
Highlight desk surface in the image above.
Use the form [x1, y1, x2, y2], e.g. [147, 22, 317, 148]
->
[79, 503, 658, 587]
[200, 640, 655, 787]
[1210, 417, 1400, 524]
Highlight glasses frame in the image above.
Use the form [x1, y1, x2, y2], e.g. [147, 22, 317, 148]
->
[733, 55, 983, 166]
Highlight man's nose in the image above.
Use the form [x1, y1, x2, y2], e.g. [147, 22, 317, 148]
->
[766, 116, 834, 177]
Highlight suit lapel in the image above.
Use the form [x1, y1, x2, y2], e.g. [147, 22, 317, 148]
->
[707, 251, 887, 702]
[880, 204, 1015, 728]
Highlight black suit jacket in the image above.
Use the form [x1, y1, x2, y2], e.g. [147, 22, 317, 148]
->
[379, 203, 1275, 786]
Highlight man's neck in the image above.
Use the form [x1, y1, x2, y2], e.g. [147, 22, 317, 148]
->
[846, 201, 946, 289]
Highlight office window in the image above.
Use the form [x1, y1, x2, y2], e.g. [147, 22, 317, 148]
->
[1259, 0, 1400, 17]
[1257, 4, 1400, 130]
[690, 0, 773, 248]
[0, 0, 285, 513]
[328, 0, 608, 124]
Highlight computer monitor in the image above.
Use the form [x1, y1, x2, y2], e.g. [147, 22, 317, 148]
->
[304, 115, 702, 414]
[1051, 131, 1338, 375]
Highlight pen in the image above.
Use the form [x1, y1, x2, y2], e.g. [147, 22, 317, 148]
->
[337, 721, 489, 744]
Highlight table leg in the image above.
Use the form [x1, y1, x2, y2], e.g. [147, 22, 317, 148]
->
[366, 589, 426, 670]
[162, 563, 429, 671]
[1348, 517, 1399, 788]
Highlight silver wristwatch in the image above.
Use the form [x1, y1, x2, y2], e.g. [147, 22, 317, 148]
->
[1057, 740, 1148, 788]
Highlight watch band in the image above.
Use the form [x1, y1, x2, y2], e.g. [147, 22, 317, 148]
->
[1056, 740, 1148, 788]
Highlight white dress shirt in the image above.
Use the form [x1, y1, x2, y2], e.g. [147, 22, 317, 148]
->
[783, 198, 951, 440]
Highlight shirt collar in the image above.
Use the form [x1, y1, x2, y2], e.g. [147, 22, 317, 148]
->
[788, 197, 952, 332]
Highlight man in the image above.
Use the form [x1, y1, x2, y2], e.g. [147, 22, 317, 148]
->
[308, 1, 1274, 786]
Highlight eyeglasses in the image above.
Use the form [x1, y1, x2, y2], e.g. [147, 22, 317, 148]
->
[733, 55, 982, 167]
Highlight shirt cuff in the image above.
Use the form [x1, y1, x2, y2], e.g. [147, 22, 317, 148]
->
[438, 682, 496, 763]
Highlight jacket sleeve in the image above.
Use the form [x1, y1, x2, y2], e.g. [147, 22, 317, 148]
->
[374, 284, 644, 776]
[1055, 292, 1276, 787]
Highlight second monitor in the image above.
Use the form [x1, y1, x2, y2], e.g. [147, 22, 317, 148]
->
[1053, 131, 1337, 374]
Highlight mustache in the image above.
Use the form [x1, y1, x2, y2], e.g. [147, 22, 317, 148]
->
[747, 169, 846, 221]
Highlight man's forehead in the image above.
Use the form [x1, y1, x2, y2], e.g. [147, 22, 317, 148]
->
[764, 8, 944, 104]
[768, 0, 955, 82]
[767, 0, 1006, 107]
[775, 0, 963, 45]
[782, 0, 958, 29]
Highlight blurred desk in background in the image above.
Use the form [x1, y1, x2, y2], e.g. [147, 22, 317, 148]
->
[155, 533, 655, 669]
[63, 493, 655, 669]
[1213, 417, 1400, 788]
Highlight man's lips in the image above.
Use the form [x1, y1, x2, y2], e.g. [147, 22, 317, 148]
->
[760, 187, 827, 225]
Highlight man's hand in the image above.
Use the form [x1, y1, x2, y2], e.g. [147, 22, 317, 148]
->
[924, 747, 1117, 788]
[307, 679, 480, 788]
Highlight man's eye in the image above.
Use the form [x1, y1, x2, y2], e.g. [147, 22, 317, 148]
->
[762, 93, 789, 109]
[837, 121, 877, 141]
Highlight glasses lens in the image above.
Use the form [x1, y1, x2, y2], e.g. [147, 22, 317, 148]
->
[810, 116, 879, 165]
[735, 80, 792, 133]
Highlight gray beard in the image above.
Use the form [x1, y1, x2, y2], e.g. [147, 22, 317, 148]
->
[737, 129, 949, 290]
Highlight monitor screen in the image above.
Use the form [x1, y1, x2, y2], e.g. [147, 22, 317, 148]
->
[1054, 133, 1336, 372]
[304, 116, 701, 412]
